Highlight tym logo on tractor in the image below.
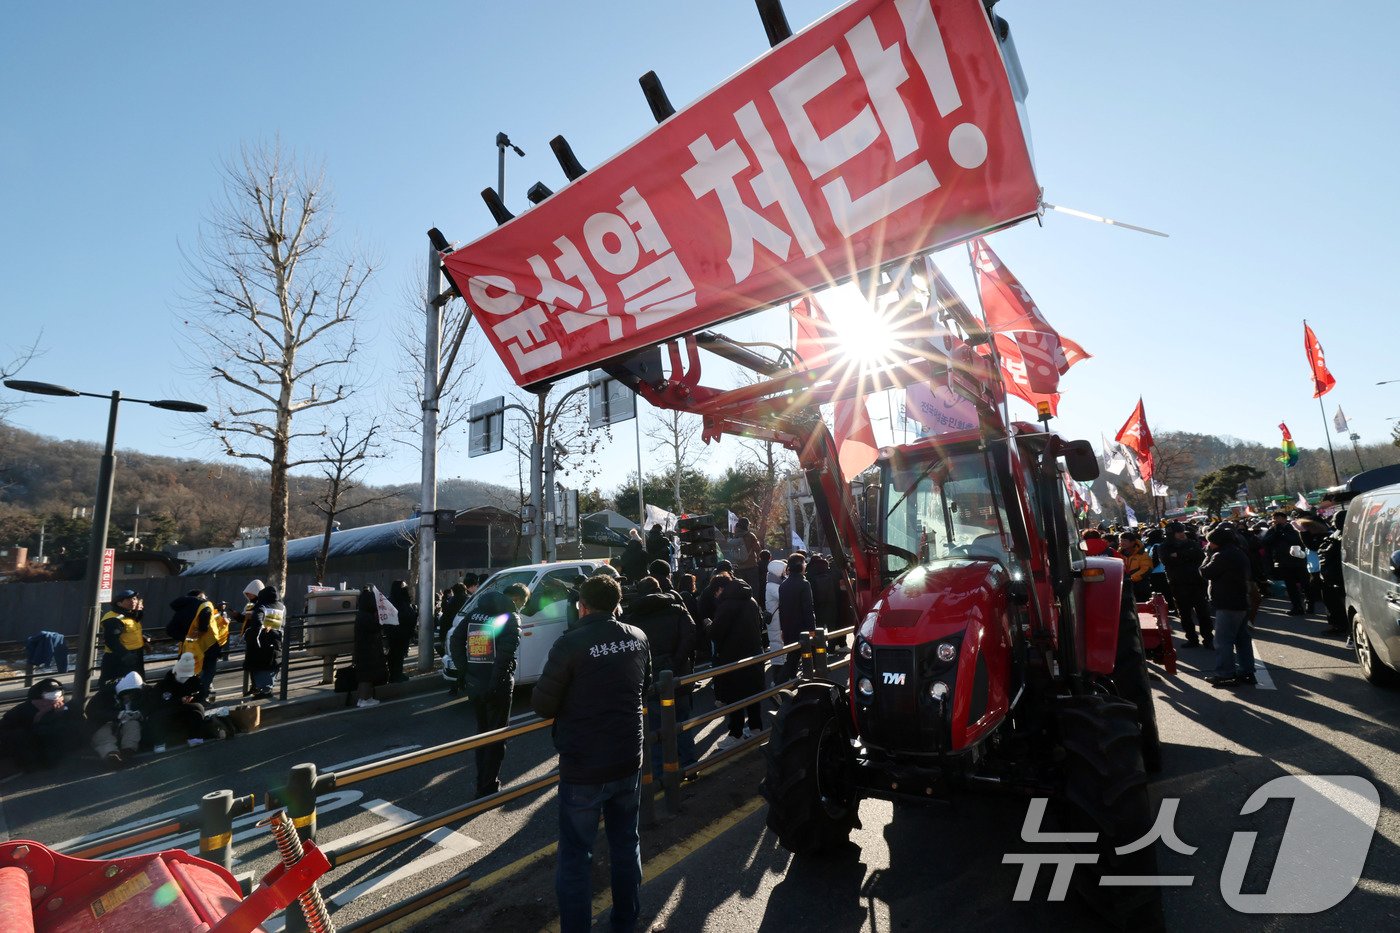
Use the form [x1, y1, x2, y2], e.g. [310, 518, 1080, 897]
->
[439, 0, 1164, 926]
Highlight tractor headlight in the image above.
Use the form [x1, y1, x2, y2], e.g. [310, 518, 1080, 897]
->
[936, 642, 957, 663]
[858, 677, 874, 697]
[928, 681, 948, 700]
[858, 640, 873, 661]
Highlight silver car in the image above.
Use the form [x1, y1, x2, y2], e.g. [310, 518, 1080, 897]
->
[1342, 478, 1400, 686]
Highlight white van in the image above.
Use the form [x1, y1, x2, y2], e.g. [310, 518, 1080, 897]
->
[443, 560, 606, 685]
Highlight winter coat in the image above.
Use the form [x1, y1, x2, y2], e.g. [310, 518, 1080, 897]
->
[449, 592, 521, 697]
[531, 612, 652, 784]
[243, 599, 285, 673]
[152, 670, 206, 743]
[709, 579, 766, 703]
[624, 592, 697, 679]
[620, 540, 649, 583]
[778, 574, 816, 643]
[352, 588, 389, 686]
[645, 527, 670, 567]
[1119, 543, 1153, 583]
[808, 567, 842, 631]
[1318, 532, 1345, 587]
[1160, 537, 1206, 592]
[1262, 523, 1307, 570]
[1200, 545, 1252, 611]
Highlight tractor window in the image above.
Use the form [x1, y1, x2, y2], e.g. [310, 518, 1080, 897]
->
[884, 450, 1009, 572]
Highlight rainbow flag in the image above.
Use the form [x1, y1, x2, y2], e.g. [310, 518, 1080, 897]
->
[1277, 422, 1299, 467]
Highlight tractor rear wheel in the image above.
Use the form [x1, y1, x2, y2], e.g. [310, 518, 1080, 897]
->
[1113, 588, 1162, 772]
[762, 687, 859, 854]
[1056, 694, 1164, 930]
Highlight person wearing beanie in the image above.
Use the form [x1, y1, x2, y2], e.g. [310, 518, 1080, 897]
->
[86, 671, 150, 768]
[0, 678, 85, 772]
[647, 558, 674, 592]
[154, 653, 208, 746]
[238, 578, 265, 681]
[244, 586, 286, 700]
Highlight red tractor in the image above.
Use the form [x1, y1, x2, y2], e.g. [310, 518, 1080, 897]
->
[618, 324, 1162, 928]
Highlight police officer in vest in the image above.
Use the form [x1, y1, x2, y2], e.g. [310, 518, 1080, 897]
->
[449, 590, 521, 799]
[100, 589, 147, 683]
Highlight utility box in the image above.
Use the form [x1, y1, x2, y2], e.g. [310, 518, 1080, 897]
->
[303, 589, 358, 682]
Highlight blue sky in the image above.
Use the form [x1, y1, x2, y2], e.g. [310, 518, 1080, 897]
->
[3, 0, 1398, 503]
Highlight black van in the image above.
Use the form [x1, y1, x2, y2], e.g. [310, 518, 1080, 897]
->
[1340, 465, 1400, 686]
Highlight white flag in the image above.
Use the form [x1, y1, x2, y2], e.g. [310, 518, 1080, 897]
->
[1151, 481, 1169, 497]
[644, 503, 678, 532]
[1125, 505, 1139, 527]
[1296, 492, 1310, 512]
[791, 530, 808, 551]
[1106, 482, 1119, 501]
[1088, 489, 1102, 516]
[371, 586, 398, 626]
[1333, 406, 1348, 433]
[727, 510, 739, 534]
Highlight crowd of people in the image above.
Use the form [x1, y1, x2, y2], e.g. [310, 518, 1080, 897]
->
[1081, 504, 1348, 689]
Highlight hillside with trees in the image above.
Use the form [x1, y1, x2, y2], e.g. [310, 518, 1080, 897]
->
[0, 423, 513, 566]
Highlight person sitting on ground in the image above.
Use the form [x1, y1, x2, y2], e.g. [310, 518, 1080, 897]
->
[86, 671, 150, 769]
[0, 678, 85, 773]
[153, 653, 210, 746]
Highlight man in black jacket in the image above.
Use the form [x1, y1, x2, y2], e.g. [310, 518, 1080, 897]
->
[1262, 511, 1309, 615]
[1317, 510, 1348, 635]
[1161, 523, 1214, 648]
[451, 590, 522, 798]
[1200, 528, 1256, 688]
[778, 553, 816, 681]
[625, 576, 698, 775]
[532, 575, 651, 933]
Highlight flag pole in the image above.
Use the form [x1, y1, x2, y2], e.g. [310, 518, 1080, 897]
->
[1317, 395, 1341, 485]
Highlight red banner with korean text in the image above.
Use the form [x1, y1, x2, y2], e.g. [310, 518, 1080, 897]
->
[443, 0, 1040, 388]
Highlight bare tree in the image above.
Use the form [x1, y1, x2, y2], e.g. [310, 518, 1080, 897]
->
[384, 274, 481, 453]
[736, 436, 793, 548]
[311, 416, 394, 584]
[0, 330, 44, 424]
[184, 142, 371, 591]
[648, 409, 703, 512]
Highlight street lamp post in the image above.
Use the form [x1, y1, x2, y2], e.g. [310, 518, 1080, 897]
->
[2, 380, 206, 704]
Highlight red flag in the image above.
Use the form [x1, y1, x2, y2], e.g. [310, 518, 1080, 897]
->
[1303, 322, 1336, 398]
[793, 298, 878, 480]
[1115, 399, 1155, 481]
[969, 238, 1088, 397]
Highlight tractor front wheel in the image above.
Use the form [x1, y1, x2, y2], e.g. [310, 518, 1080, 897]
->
[1056, 694, 1164, 930]
[762, 687, 859, 854]
[1113, 587, 1162, 772]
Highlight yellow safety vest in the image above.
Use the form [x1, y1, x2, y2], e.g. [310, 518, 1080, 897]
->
[101, 610, 144, 652]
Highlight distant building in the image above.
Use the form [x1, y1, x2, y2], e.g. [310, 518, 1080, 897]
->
[0, 547, 28, 574]
[113, 550, 185, 580]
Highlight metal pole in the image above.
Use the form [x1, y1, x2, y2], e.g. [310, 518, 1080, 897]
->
[417, 239, 442, 673]
[497, 144, 506, 202]
[1349, 433, 1365, 473]
[1318, 395, 1341, 484]
[635, 415, 645, 528]
[544, 432, 558, 563]
[529, 438, 543, 563]
[75, 391, 120, 704]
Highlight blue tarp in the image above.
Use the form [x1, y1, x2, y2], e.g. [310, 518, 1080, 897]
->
[182, 518, 417, 576]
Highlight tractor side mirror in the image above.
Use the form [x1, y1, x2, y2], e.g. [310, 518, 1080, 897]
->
[1390, 550, 1400, 579]
[1062, 440, 1100, 482]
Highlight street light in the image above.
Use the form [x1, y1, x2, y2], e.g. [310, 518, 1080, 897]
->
[1378, 379, 1400, 385]
[2, 379, 208, 704]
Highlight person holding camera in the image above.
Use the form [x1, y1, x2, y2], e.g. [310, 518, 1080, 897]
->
[100, 589, 149, 683]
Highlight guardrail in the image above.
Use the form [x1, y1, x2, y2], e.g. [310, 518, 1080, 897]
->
[59, 623, 854, 932]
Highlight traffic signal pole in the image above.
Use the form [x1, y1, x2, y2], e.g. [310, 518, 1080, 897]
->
[418, 240, 442, 672]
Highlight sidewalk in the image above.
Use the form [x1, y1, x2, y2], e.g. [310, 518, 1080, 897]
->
[0, 644, 447, 728]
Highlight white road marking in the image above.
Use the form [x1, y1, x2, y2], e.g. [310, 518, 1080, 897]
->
[53, 803, 200, 851]
[1253, 659, 1277, 690]
[323, 745, 422, 772]
[99, 789, 365, 860]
